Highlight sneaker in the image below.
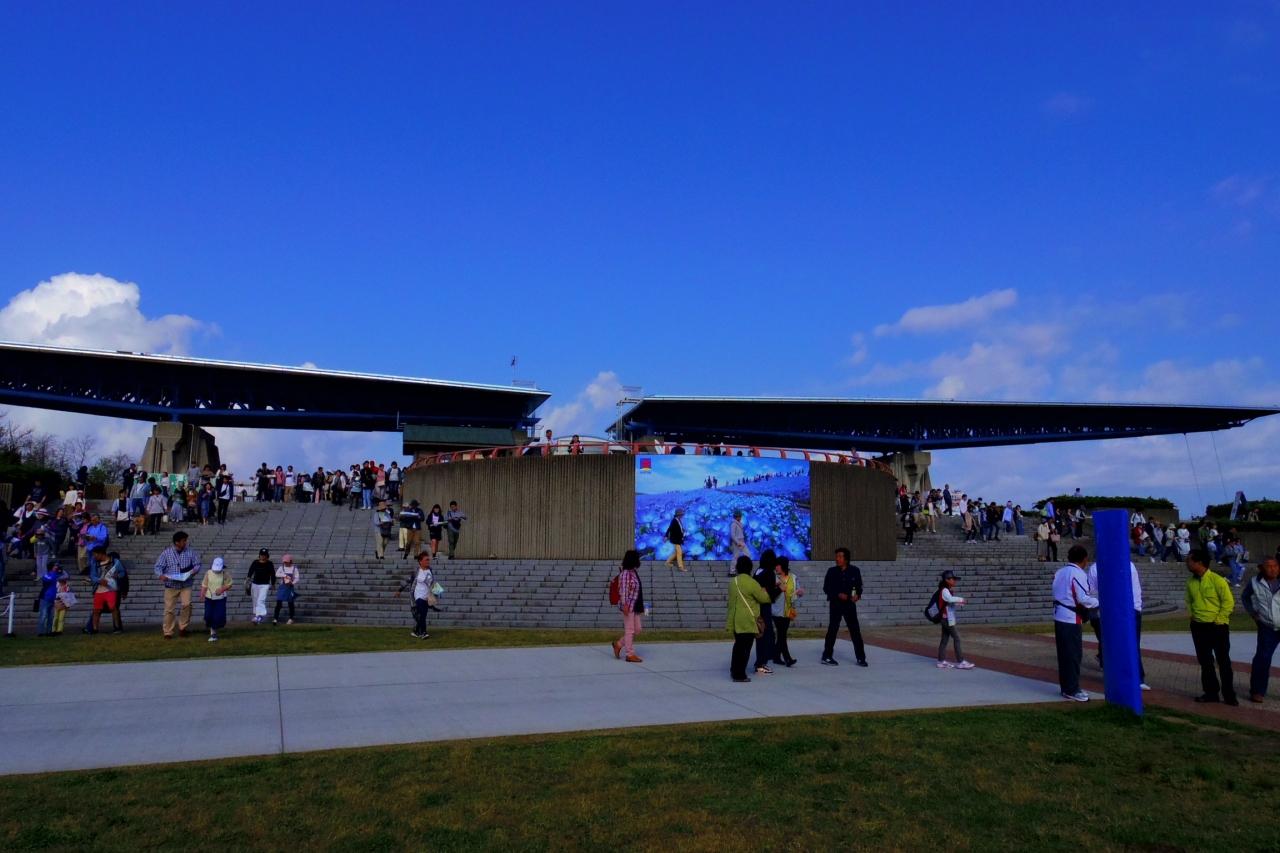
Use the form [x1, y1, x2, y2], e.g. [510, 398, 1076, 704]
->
[732, 676, 751, 683]
[755, 665, 773, 675]
[856, 660, 869, 668]
[208, 635, 218, 642]
[286, 619, 294, 625]
[272, 619, 278, 626]
[936, 661, 954, 669]
[820, 657, 839, 666]
[410, 631, 421, 638]
[1140, 683, 1151, 691]
[955, 661, 976, 670]
[1062, 691, 1090, 702]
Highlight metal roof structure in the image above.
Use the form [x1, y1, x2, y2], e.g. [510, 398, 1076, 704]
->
[0, 341, 549, 432]
[608, 396, 1280, 452]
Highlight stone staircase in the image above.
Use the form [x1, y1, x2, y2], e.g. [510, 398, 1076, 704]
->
[2, 503, 1197, 633]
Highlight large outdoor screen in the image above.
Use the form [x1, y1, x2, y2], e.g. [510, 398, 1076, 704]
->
[634, 454, 811, 561]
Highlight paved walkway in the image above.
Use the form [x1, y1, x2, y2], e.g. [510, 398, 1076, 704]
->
[1, 639, 1056, 775]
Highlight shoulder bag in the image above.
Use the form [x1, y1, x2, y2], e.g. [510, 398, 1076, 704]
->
[735, 577, 765, 638]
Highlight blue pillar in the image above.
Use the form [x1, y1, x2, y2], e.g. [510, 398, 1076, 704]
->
[1092, 509, 1143, 715]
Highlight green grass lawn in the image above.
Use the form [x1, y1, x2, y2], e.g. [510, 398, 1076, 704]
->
[1001, 611, 1257, 635]
[0, 624, 826, 668]
[3, 705, 1276, 851]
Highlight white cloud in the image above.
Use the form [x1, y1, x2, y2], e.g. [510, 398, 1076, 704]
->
[1211, 174, 1269, 207]
[1041, 92, 1094, 118]
[0, 272, 207, 353]
[874, 288, 1017, 337]
[538, 370, 624, 438]
[847, 332, 868, 366]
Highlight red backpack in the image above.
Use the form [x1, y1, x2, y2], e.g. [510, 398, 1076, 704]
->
[608, 574, 621, 606]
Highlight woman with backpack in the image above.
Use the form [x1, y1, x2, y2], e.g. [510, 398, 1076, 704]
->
[273, 554, 300, 625]
[931, 570, 976, 670]
[726, 556, 771, 683]
[611, 549, 645, 663]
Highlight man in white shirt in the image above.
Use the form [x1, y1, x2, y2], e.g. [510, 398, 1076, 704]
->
[1087, 560, 1150, 690]
[1052, 545, 1099, 702]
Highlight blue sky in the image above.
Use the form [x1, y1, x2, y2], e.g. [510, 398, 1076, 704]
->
[1, 3, 1277, 513]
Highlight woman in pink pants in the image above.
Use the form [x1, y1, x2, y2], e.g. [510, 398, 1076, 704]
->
[612, 550, 645, 663]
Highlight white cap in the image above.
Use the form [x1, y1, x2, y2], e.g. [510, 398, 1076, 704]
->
[211, 557, 225, 573]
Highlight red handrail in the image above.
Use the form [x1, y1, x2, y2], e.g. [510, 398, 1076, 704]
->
[408, 440, 893, 475]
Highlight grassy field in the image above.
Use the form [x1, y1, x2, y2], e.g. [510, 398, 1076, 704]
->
[1000, 611, 1257, 634]
[0, 624, 826, 668]
[3, 704, 1276, 851]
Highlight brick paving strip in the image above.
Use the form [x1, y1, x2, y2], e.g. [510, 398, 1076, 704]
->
[863, 626, 1280, 733]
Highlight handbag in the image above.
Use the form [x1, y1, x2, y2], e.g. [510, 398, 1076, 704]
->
[735, 577, 765, 638]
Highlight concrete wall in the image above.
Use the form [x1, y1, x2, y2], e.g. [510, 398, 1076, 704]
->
[405, 455, 898, 562]
[404, 455, 634, 560]
[811, 461, 898, 561]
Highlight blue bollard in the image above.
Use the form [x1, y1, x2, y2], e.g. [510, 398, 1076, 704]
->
[1092, 509, 1143, 715]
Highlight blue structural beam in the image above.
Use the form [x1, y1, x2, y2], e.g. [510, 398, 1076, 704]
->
[1093, 509, 1143, 715]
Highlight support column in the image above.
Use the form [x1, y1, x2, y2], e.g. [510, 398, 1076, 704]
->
[881, 450, 932, 494]
[140, 422, 220, 475]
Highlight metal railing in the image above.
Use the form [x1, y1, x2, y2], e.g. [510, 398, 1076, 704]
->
[410, 439, 892, 474]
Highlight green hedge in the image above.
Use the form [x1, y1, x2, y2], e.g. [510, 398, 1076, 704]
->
[1034, 495, 1176, 511]
[1205, 499, 1280, 522]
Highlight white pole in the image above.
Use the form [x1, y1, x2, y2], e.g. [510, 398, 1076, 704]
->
[4, 592, 14, 637]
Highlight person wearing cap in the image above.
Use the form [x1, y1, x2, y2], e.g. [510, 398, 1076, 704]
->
[373, 501, 395, 560]
[399, 500, 425, 560]
[664, 509, 687, 572]
[274, 555, 300, 625]
[201, 557, 233, 642]
[246, 549, 275, 624]
[935, 570, 975, 670]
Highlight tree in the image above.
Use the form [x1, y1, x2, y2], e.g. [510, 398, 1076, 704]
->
[61, 434, 98, 473]
[89, 450, 136, 486]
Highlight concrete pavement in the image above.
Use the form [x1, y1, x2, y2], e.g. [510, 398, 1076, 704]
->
[1, 639, 1059, 775]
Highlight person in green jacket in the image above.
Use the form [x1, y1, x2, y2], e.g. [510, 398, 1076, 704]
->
[1185, 549, 1237, 705]
[727, 556, 771, 683]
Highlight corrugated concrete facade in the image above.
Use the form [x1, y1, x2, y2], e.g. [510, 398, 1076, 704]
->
[405, 456, 896, 562]
[811, 461, 898, 561]
[404, 455, 634, 559]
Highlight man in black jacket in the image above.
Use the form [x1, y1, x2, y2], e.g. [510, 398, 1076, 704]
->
[664, 509, 687, 572]
[821, 546, 868, 666]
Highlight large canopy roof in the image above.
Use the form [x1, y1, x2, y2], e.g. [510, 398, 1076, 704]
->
[0, 342, 549, 432]
[608, 396, 1279, 452]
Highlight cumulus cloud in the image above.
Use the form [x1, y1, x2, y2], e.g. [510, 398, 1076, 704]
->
[538, 371, 624, 437]
[1041, 92, 1094, 118]
[874, 288, 1017, 337]
[0, 272, 207, 353]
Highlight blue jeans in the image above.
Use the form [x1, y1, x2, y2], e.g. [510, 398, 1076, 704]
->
[37, 599, 55, 635]
[1251, 625, 1280, 697]
[362, 488, 373, 509]
[1229, 560, 1246, 585]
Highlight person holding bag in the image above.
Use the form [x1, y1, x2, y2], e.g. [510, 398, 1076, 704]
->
[611, 549, 645, 663]
[726, 556, 770, 683]
[396, 551, 435, 639]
